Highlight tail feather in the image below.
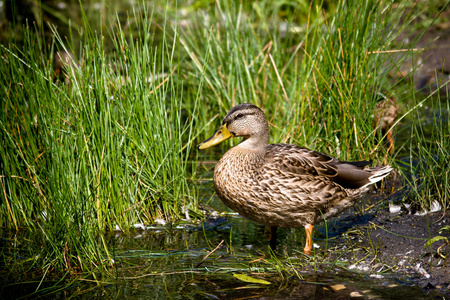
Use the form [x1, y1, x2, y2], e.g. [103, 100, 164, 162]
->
[334, 162, 393, 189]
[363, 165, 393, 188]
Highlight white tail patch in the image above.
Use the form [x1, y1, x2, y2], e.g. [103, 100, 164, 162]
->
[361, 166, 393, 189]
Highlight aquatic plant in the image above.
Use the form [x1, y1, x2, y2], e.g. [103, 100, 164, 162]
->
[0, 0, 448, 294]
[0, 5, 198, 274]
[186, 0, 410, 163]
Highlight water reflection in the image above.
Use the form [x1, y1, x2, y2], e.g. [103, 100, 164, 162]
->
[1, 199, 448, 299]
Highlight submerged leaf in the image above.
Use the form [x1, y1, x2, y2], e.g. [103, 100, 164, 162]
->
[233, 274, 271, 285]
[329, 284, 346, 292]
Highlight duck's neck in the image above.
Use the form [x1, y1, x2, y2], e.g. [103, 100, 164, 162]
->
[238, 131, 269, 151]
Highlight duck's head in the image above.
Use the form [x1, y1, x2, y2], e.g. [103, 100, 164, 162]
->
[198, 103, 269, 150]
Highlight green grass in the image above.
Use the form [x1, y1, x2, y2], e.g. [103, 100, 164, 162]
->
[185, 0, 408, 162]
[0, 5, 198, 275]
[0, 0, 449, 289]
[392, 1, 450, 212]
[399, 87, 450, 211]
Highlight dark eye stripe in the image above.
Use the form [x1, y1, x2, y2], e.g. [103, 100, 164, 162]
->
[234, 111, 255, 120]
[223, 111, 256, 125]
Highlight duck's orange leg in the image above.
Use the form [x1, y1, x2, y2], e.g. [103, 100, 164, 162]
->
[387, 130, 395, 154]
[269, 226, 277, 251]
[304, 224, 314, 255]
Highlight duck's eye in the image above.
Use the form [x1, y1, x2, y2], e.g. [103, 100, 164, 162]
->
[235, 113, 244, 120]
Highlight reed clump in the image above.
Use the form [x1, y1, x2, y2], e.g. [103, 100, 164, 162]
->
[0, 7, 198, 274]
[0, 0, 448, 284]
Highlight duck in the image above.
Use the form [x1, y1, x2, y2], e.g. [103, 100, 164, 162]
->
[198, 103, 392, 254]
[373, 92, 398, 154]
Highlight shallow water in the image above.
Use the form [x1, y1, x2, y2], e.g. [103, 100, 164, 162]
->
[2, 195, 447, 299]
[2, 151, 447, 299]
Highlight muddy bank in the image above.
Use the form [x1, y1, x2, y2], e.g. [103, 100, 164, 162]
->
[323, 205, 450, 296]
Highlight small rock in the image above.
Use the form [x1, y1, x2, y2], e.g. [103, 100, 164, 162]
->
[389, 203, 402, 214]
[350, 291, 364, 297]
[415, 263, 430, 279]
[154, 218, 167, 226]
[133, 223, 146, 230]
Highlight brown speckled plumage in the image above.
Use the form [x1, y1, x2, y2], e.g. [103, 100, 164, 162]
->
[373, 93, 398, 154]
[199, 103, 392, 254]
[373, 95, 398, 134]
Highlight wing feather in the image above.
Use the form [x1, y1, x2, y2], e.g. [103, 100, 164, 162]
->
[264, 144, 338, 178]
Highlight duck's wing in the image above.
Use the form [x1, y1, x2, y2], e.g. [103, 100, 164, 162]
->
[264, 144, 378, 189]
[258, 144, 351, 216]
[264, 144, 339, 178]
[257, 144, 391, 224]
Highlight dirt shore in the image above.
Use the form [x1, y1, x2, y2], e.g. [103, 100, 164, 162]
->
[331, 207, 449, 295]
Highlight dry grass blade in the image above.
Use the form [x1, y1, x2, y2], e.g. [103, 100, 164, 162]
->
[195, 240, 224, 268]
